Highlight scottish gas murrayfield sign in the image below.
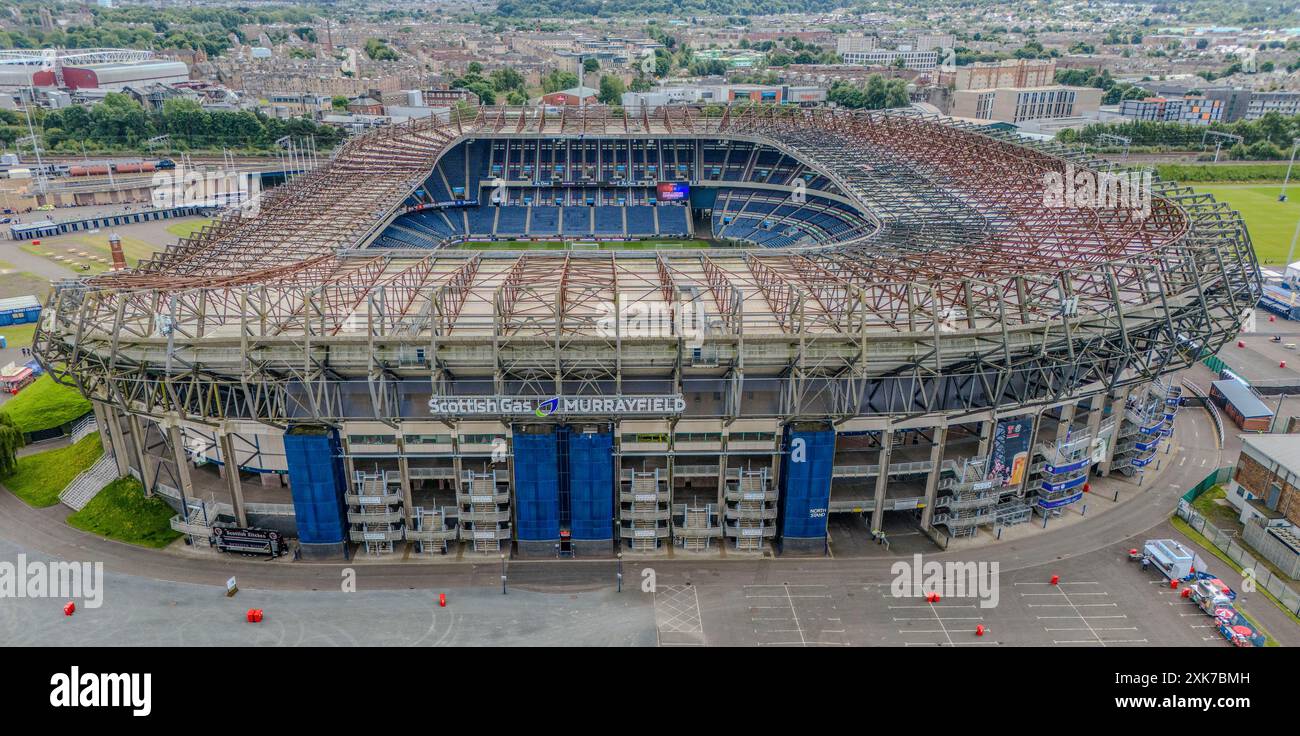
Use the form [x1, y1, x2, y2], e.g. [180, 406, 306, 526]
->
[428, 395, 686, 418]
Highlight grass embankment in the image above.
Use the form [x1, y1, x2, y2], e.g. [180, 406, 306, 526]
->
[3, 432, 103, 507]
[66, 476, 181, 549]
[0, 374, 92, 433]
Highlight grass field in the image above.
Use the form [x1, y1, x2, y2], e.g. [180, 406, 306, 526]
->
[0, 374, 92, 433]
[1196, 183, 1300, 265]
[0, 268, 52, 302]
[0, 321, 38, 350]
[2, 432, 103, 507]
[22, 230, 163, 274]
[66, 476, 181, 548]
[165, 218, 213, 240]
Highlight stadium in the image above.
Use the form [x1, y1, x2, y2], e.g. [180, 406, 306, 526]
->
[34, 105, 1259, 559]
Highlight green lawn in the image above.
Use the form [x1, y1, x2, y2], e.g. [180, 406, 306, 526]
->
[2, 432, 103, 507]
[66, 476, 181, 548]
[1196, 183, 1300, 265]
[0, 321, 38, 350]
[165, 218, 213, 240]
[23, 230, 164, 274]
[1190, 485, 1242, 529]
[0, 270, 53, 302]
[0, 374, 92, 433]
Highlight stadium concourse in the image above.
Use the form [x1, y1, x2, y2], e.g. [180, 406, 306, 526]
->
[35, 105, 1259, 561]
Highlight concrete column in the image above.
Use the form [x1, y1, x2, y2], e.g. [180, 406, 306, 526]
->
[976, 420, 994, 458]
[166, 422, 194, 507]
[870, 429, 894, 535]
[1085, 393, 1104, 441]
[217, 428, 248, 527]
[920, 426, 947, 531]
[397, 454, 414, 526]
[1097, 387, 1131, 476]
[90, 401, 113, 456]
[127, 414, 152, 494]
[1055, 402, 1076, 442]
[94, 401, 130, 477]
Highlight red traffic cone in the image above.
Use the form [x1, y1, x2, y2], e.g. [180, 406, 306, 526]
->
[63, 601, 75, 617]
[1170, 579, 1179, 589]
[439, 593, 447, 608]
[1181, 588, 1192, 598]
[975, 624, 985, 637]
[1050, 574, 1060, 585]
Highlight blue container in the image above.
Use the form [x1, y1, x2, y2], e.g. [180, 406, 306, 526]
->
[513, 430, 561, 541]
[778, 426, 835, 541]
[283, 426, 349, 545]
[567, 428, 614, 541]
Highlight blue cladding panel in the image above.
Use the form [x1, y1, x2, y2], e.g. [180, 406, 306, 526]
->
[283, 428, 348, 544]
[568, 429, 614, 540]
[514, 431, 561, 541]
[778, 428, 835, 540]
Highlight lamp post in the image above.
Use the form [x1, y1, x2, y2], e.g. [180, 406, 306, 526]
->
[1280, 138, 1300, 202]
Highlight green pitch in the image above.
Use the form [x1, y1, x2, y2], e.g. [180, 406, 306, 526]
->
[1196, 183, 1300, 265]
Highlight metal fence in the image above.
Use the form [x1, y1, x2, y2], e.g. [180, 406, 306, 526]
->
[1175, 500, 1300, 616]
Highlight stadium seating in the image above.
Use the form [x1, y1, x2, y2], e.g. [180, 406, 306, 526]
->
[529, 206, 560, 236]
[594, 206, 624, 235]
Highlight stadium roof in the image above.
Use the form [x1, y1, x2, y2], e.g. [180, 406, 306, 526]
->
[34, 105, 1259, 423]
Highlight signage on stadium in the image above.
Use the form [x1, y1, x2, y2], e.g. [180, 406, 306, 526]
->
[428, 394, 686, 417]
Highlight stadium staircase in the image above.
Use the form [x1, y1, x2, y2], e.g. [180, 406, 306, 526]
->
[58, 452, 119, 511]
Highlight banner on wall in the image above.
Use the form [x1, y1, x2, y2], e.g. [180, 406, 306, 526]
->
[987, 418, 1032, 488]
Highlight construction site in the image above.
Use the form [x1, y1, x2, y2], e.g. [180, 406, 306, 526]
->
[33, 104, 1260, 559]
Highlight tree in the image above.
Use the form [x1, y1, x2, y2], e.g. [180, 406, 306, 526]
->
[332, 95, 349, 110]
[364, 38, 397, 61]
[583, 58, 600, 74]
[490, 68, 526, 93]
[0, 413, 24, 477]
[598, 75, 626, 105]
[542, 69, 580, 94]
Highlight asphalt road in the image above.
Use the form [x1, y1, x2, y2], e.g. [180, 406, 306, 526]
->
[0, 400, 1295, 646]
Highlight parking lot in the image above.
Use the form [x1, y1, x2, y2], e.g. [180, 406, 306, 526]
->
[652, 539, 1248, 647]
[0, 525, 1274, 647]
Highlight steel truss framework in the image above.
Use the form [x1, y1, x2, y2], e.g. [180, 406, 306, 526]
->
[35, 105, 1260, 428]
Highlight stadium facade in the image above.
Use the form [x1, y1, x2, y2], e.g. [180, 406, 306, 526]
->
[36, 106, 1259, 559]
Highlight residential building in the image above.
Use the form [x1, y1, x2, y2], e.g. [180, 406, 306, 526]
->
[1119, 95, 1224, 124]
[952, 85, 1102, 123]
[944, 59, 1056, 91]
[841, 49, 938, 71]
[1246, 91, 1300, 120]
